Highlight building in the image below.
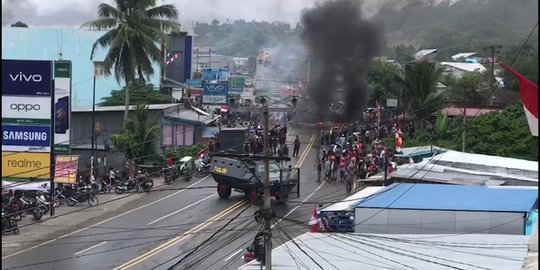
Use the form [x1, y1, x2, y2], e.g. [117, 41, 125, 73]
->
[161, 31, 194, 91]
[2, 27, 161, 108]
[71, 103, 218, 172]
[239, 232, 531, 270]
[451, 52, 489, 63]
[192, 47, 233, 76]
[440, 61, 488, 78]
[415, 49, 438, 62]
[354, 183, 538, 235]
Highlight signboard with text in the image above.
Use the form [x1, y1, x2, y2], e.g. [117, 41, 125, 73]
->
[229, 77, 245, 93]
[54, 155, 79, 183]
[54, 61, 72, 153]
[2, 60, 53, 96]
[2, 59, 54, 180]
[202, 81, 229, 105]
[1, 152, 51, 179]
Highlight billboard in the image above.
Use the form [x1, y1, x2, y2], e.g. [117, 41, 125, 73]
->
[2, 125, 51, 151]
[229, 77, 245, 93]
[186, 79, 202, 88]
[1, 59, 54, 180]
[1, 152, 51, 179]
[2, 96, 52, 122]
[202, 69, 229, 81]
[54, 155, 79, 183]
[54, 61, 72, 153]
[202, 82, 229, 105]
[2, 60, 53, 96]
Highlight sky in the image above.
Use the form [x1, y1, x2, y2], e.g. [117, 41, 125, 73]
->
[1, 0, 408, 30]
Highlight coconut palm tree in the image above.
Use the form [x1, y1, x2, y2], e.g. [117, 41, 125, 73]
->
[81, 0, 179, 124]
[397, 62, 444, 122]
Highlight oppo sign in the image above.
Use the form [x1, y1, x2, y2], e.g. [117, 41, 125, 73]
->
[2, 96, 51, 119]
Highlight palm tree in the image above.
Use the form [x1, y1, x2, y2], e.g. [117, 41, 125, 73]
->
[397, 62, 444, 122]
[81, 0, 179, 124]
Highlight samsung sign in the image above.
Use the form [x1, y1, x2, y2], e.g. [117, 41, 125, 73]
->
[2, 96, 52, 120]
[2, 125, 51, 149]
[2, 60, 53, 96]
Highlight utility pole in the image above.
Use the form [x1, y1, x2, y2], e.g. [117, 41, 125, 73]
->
[462, 84, 467, 152]
[91, 75, 96, 177]
[262, 104, 272, 270]
[482, 45, 502, 106]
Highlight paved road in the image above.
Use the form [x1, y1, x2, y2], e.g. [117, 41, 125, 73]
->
[1, 127, 350, 270]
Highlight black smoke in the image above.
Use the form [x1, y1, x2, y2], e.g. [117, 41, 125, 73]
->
[301, 0, 382, 122]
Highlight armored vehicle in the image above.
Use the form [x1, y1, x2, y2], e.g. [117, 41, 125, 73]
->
[209, 156, 298, 203]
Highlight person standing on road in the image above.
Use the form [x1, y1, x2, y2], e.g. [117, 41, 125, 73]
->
[293, 135, 300, 157]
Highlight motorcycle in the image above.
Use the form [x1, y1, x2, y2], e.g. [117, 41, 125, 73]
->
[66, 185, 99, 207]
[1, 211, 19, 234]
[32, 193, 52, 221]
[163, 166, 180, 185]
[115, 170, 153, 194]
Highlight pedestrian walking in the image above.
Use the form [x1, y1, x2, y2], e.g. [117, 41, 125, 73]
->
[293, 135, 300, 157]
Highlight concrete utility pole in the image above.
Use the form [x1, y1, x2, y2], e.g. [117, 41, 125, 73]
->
[462, 84, 467, 152]
[262, 104, 272, 270]
[482, 45, 502, 105]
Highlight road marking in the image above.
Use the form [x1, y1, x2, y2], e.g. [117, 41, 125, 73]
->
[272, 180, 326, 228]
[74, 241, 108, 255]
[147, 194, 216, 225]
[114, 200, 247, 270]
[224, 249, 244, 262]
[1, 175, 211, 260]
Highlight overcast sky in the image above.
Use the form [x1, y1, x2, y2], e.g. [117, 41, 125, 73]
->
[2, 0, 405, 30]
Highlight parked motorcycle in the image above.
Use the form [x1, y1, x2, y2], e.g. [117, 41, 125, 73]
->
[66, 186, 99, 207]
[115, 170, 153, 194]
[32, 193, 52, 221]
[1, 211, 19, 234]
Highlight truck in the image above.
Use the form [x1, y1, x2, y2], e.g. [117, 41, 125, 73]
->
[217, 127, 249, 154]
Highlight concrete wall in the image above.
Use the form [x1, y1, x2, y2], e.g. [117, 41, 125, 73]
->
[2, 27, 160, 108]
[355, 208, 526, 235]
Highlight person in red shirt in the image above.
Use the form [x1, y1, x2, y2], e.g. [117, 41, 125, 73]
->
[167, 155, 173, 168]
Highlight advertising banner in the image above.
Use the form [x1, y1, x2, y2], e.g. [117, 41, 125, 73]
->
[2, 125, 51, 151]
[1, 152, 51, 179]
[54, 155, 79, 183]
[202, 69, 229, 81]
[54, 61, 72, 153]
[2, 60, 53, 96]
[229, 77, 245, 93]
[1, 96, 52, 122]
[202, 82, 229, 105]
[186, 79, 203, 88]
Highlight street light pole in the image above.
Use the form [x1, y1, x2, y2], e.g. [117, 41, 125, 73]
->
[91, 75, 96, 177]
[262, 103, 272, 270]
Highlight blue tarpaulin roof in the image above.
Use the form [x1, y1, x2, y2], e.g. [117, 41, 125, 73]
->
[355, 183, 538, 213]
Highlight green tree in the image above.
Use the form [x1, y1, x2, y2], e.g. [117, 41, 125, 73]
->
[110, 104, 160, 164]
[11, 21, 28, 27]
[100, 82, 172, 106]
[466, 105, 538, 161]
[82, 0, 179, 125]
[444, 72, 486, 106]
[367, 60, 402, 107]
[397, 62, 444, 122]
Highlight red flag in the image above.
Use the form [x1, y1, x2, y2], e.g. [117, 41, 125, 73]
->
[308, 204, 318, 232]
[498, 62, 538, 136]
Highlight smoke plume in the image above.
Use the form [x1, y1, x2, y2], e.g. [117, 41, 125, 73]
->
[301, 0, 382, 122]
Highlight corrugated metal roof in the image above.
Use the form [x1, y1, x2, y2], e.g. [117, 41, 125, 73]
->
[73, 104, 178, 112]
[415, 49, 438, 59]
[239, 233, 530, 270]
[321, 187, 384, 212]
[355, 183, 538, 212]
[440, 62, 488, 72]
[451, 52, 478, 60]
[435, 150, 538, 173]
[164, 109, 219, 125]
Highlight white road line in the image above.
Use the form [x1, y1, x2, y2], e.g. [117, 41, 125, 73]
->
[272, 180, 326, 228]
[2, 175, 211, 260]
[224, 248, 244, 262]
[147, 194, 216, 225]
[74, 241, 108, 255]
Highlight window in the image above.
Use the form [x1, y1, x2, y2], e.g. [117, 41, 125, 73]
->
[93, 61, 105, 77]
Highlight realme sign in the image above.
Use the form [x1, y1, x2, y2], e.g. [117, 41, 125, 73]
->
[1, 152, 50, 179]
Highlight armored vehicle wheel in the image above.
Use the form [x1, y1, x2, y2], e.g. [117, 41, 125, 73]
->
[245, 190, 258, 204]
[217, 184, 231, 199]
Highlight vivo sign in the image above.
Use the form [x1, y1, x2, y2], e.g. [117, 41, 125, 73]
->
[2, 60, 53, 96]
[202, 82, 229, 96]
